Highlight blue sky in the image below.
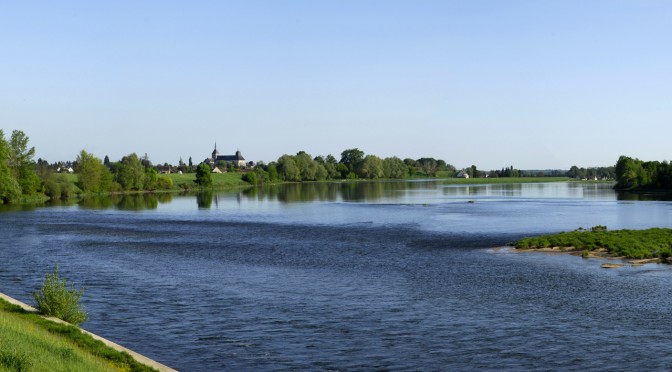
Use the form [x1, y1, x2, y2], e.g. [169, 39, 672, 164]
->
[1, 1, 670, 169]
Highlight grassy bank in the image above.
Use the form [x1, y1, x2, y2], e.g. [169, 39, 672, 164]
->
[167, 172, 248, 190]
[514, 227, 672, 260]
[0, 298, 155, 371]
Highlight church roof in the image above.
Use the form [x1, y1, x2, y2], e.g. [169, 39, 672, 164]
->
[215, 150, 245, 162]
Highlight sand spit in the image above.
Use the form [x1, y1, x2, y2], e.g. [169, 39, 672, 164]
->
[506, 246, 663, 268]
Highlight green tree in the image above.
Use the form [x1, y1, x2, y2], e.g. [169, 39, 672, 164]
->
[417, 158, 438, 177]
[361, 155, 384, 179]
[195, 163, 213, 187]
[0, 129, 21, 203]
[76, 150, 112, 193]
[277, 155, 301, 181]
[9, 130, 40, 195]
[383, 156, 408, 179]
[114, 153, 146, 190]
[340, 148, 365, 176]
[144, 167, 158, 190]
[267, 163, 279, 182]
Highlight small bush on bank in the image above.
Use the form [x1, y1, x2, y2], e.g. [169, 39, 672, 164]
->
[33, 265, 88, 325]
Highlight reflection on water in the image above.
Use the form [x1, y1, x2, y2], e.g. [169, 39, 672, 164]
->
[62, 181, 672, 210]
[78, 193, 173, 210]
[196, 191, 213, 209]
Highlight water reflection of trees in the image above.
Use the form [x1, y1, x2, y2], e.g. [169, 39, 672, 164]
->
[196, 190, 213, 208]
[442, 183, 523, 197]
[617, 191, 672, 201]
[78, 193, 172, 210]
[242, 181, 440, 203]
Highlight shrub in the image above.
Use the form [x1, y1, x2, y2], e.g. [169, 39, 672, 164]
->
[157, 175, 173, 190]
[33, 266, 88, 325]
[241, 172, 257, 185]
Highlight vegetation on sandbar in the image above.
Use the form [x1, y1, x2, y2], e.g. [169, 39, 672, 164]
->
[515, 226, 672, 260]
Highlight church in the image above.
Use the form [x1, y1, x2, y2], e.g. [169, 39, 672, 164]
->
[205, 144, 247, 168]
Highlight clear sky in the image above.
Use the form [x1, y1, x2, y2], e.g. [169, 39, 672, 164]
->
[1, 1, 670, 170]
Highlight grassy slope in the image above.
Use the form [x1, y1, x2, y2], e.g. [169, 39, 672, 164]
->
[0, 298, 155, 372]
[515, 228, 672, 260]
[166, 172, 248, 190]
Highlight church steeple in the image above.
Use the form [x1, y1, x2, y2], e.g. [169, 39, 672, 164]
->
[212, 142, 219, 159]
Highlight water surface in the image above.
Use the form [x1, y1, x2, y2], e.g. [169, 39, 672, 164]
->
[2, 181, 672, 370]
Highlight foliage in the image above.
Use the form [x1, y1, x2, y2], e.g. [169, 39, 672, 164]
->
[9, 130, 41, 195]
[44, 173, 81, 200]
[157, 175, 173, 190]
[144, 167, 158, 190]
[33, 265, 88, 325]
[242, 171, 258, 185]
[340, 148, 365, 175]
[76, 150, 112, 193]
[515, 227, 672, 260]
[383, 156, 408, 179]
[277, 155, 301, 182]
[114, 153, 146, 191]
[567, 165, 615, 180]
[0, 129, 23, 203]
[194, 163, 213, 187]
[614, 155, 672, 191]
[361, 155, 384, 179]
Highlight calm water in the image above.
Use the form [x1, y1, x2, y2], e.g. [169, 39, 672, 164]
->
[2, 181, 672, 371]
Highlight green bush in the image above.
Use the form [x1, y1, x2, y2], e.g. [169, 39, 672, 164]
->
[33, 266, 88, 325]
[157, 175, 173, 190]
[241, 172, 257, 185]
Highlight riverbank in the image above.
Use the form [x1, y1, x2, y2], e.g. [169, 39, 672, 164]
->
[0, 292, 175, 372]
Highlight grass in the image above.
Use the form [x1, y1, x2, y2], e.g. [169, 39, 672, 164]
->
[166, 172, 248, 190]
[0, 298, 156, 371]
[515, 227, 672, 260]
[442, 177, 570, 184]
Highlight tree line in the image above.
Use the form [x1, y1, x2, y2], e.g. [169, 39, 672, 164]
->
[0, 129, 180, 204]
[614, 155, 672, 190]
[242, 148, 460, 184]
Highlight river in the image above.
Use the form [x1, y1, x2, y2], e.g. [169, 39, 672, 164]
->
[2, 181, 672, 370]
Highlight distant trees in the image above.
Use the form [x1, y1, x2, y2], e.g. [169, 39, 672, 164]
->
[566, 165, 615, 180]
[247, 148, 457, 182]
